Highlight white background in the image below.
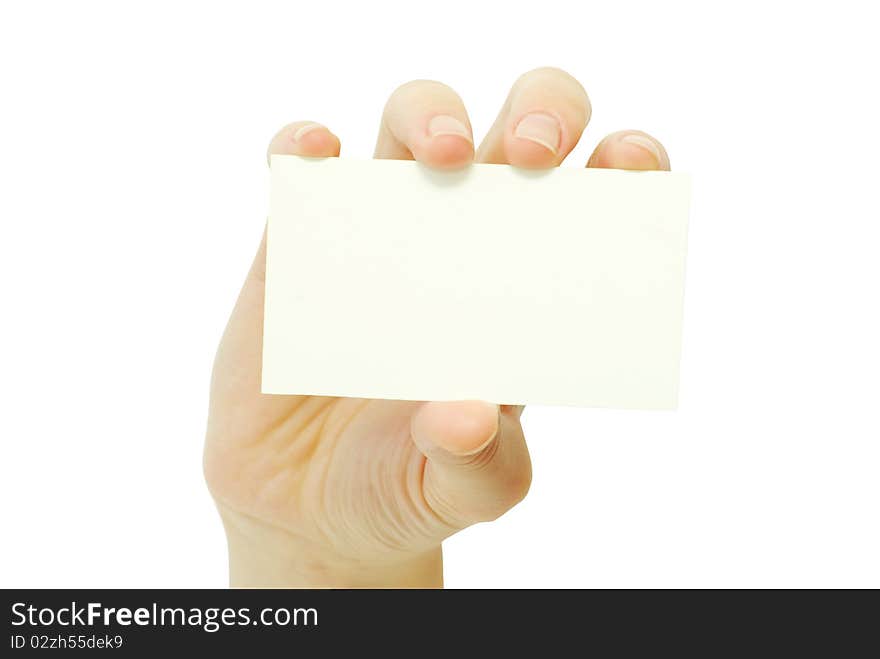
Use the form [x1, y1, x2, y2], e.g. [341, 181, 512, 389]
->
[1, 1, 878, 588]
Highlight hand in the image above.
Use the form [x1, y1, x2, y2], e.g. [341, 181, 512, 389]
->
[204, 67, 671, 587]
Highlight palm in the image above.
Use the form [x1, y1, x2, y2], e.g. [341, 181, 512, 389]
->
[204, 225, 528, 564]
[206, 395, 452, 561]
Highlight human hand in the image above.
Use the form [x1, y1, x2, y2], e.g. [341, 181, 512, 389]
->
[204, 67, 671, 587]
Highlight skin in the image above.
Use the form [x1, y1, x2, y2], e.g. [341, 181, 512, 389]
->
[203, 67, 671, 587]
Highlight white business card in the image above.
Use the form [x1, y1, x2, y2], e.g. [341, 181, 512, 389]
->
[263, 156, 691, 408]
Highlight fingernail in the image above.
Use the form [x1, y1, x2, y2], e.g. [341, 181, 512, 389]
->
[292, 123, 325, 142]
[428, 115, 472, 142]
[620, 134, 663, 165]
[514, 113, 560, 154]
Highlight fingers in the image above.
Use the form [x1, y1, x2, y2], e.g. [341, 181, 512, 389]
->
[208, 121, 341, 445]
[253, 122, 341, 299]
[476, 67, 591, 168]
[587, 129, 670, 171]
[266, 121, 341, 164]
[374, 80, 474, 169]
[411, 401, 532, 528]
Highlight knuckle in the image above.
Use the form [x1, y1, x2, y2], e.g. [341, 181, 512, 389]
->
[470, 464, 534, 524]
[513, 66, 591, 117]
[515, 66, 580, 91]
[500, 466, 533, 513]
[385, 79, 456, 107]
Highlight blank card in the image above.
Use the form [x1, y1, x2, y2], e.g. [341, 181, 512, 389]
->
[263, 156, 691, 408]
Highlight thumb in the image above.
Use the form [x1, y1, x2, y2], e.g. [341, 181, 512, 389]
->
[411, 401, 532, 528]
